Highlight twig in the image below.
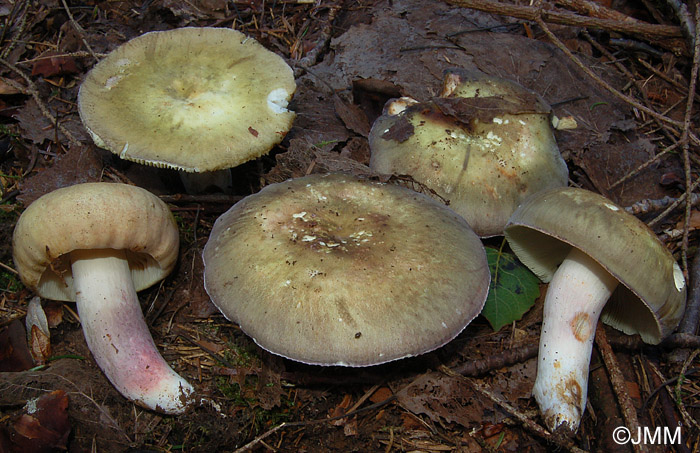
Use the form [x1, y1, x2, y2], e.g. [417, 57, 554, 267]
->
[453, 343, 538, 376]
[0, 1, 29, 60]
[608, 141, 680, 190]
[678, 249, 700, 336]
[611, 332, 700, 350]
[595, 324, 648, 453]
[45, 372, 132, 443]
[295, 4, 338, 74]
[444, 0, 683, 38]
[625, 193, 700, 216]
[440, 367, 586, 453]
[674, 349, 700, 431]
[18, 51, 103, 66]
[677, 6, 700, 276]
[0, 57, 80, 148]
[158, 193, 245, 205]
[648, 167, 700, 228]
[635, 58, 700, 105]
[666, 0, 696, 48]
[60, 0, 99, 62]
[528, 4, 684, 130]
[0, 261, 18, 275]
[233, 394, 396, 452]
[556, 0, 646, 25]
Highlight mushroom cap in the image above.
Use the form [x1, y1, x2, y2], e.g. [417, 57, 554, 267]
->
[504, 187, 686, 344]
[12, 183, 179, 301]
[78, 27, 296, 172]
[202, 173, 490, 366]
[369, 69, 568, 237]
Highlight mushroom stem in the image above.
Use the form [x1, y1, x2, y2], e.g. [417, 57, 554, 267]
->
[533, 247, 619, 434]
[70, 248, 193, 414]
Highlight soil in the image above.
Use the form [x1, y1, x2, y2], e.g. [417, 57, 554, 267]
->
[0, 1, 698, 452]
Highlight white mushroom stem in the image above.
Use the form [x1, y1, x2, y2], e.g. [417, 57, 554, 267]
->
[533, 247, 619, 433]
[70, 248, 193, 414]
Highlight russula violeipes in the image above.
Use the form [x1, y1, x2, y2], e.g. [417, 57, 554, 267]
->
[504, 187, 686, 434]
[12, 183, 193, 414]
[78, 27, 296, 179]
[202, 173, 490, 366]
[369, 68, 568, 237]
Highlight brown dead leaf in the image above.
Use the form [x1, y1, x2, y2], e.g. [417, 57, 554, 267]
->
[265, 138, 377, 184]
[676, 209, 700, 231]
[8, 390, 71, 452]
[333, 96, 370, 137]
[395, 372, 492, 428]
[575, 136, 675, 206]
[400, 412, 426, 431]
[43, 301, 64, 329]
[0, 76, 22, 95]
[18, 144, 102, 206]
[13, 99, 88, 146]
[343, 418, 358, 436]
[31, 53, 80, 78]
[28, 325, 51, 366]
[369, 386, 393, 404]
[256, 352, 285, 410]
[339, 136, 371, 165]
[0, 320, 34, 372]
[330, 393, 353, 426]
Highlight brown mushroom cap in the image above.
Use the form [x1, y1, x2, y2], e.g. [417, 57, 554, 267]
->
[504, 187, 686, 344]
[12, 183, 179, 301]
[202, 173, 490, 366]
[369, 69, 568, 237]
[78, 27, 296, 172]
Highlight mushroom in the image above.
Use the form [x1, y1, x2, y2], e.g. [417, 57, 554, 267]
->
[503, 187, 686, 433]
[202, 173, 490, 366]
[12, 183, 193, 414]
[369, 68, 568, 237]
[78, 27, 296, 190]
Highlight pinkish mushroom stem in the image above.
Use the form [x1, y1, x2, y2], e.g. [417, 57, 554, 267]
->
[533, 247, 619, 434]
[70, 248, 193, 414]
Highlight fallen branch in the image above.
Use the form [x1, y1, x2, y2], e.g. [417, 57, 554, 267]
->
[595, 324, 648, 453]
[443, 0, 683, 38]
[440, 367, 587, 453]
[453, 343, 538, 376]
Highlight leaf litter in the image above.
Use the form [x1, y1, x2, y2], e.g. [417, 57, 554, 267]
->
[0, 0, 698, 451]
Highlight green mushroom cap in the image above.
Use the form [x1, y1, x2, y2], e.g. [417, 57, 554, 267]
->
[78, 27, 296, 172]
[203, 173, 490, 366]
[504, 187, 686, 344]
[369, 68, 568, 237]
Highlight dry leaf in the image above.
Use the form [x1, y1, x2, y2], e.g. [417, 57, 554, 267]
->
[396, 372, 491, 428]
[0, 76, 22, 95]
[25, 296, 52, 366]
[43, 301, 64, 329]
[28, 325, 51, 365]
[369, 386, 393, 404]
[330, 393, 353, 426]
[9, 390, 71, 452]
[31, 53, 80, 78]
[18, 144, 102, 206]
[0, 320, 34, 372]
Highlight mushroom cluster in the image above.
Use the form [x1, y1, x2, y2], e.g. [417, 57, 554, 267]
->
[369, 68, 569, 237]
[504, 187, 686, 433]
[78, 27, 296, 177]
[13, 183, 193, 414]
[203, 173, 490, 366]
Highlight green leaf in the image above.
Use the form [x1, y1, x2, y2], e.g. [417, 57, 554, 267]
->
[482, 244, 540, 332]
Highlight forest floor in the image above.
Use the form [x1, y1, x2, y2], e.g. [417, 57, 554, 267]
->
[0, 0, 699, 452]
